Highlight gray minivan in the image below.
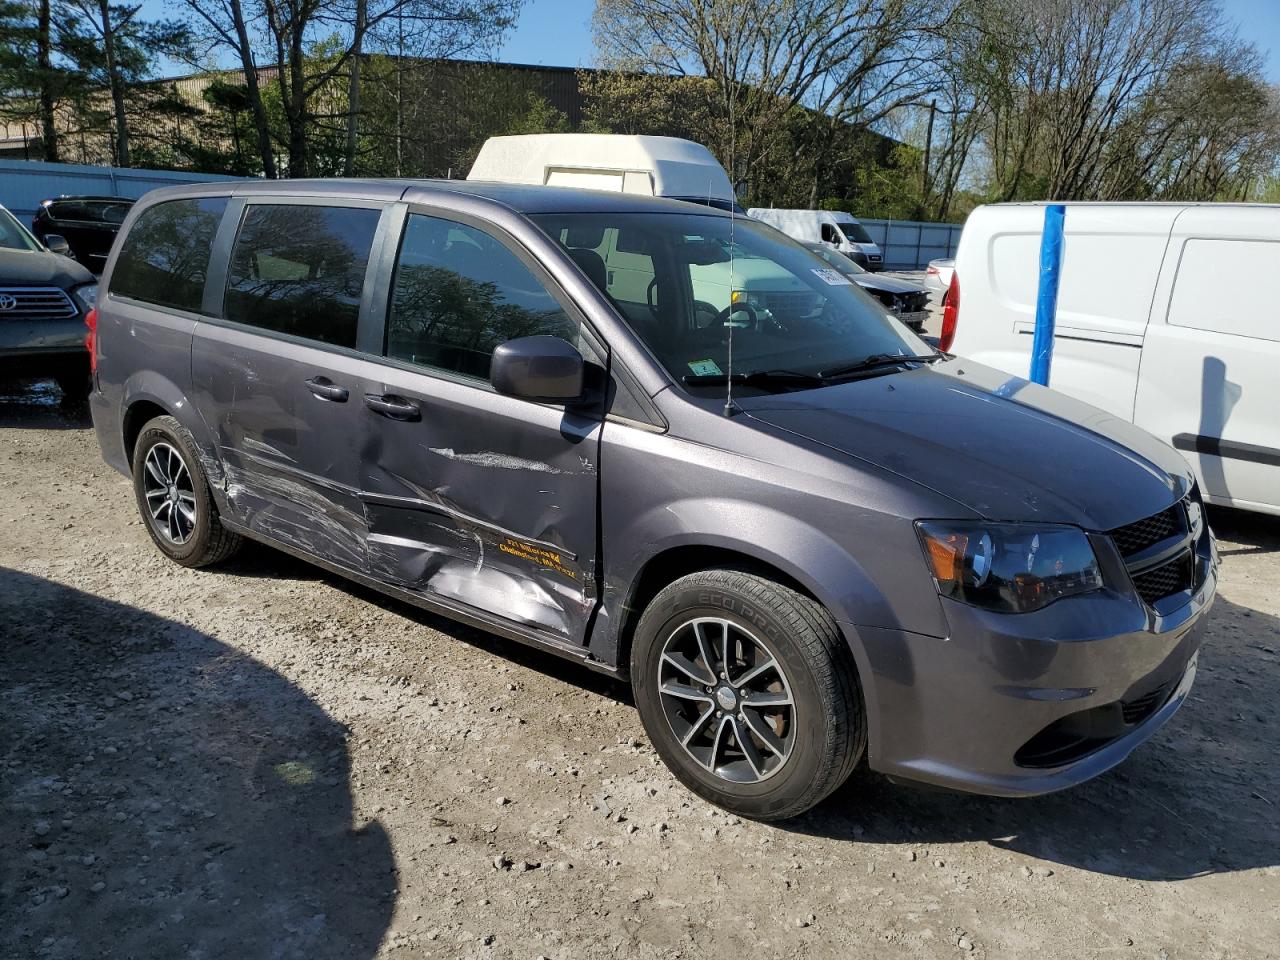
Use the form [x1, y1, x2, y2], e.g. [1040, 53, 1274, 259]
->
[89, 180, 1217, 819]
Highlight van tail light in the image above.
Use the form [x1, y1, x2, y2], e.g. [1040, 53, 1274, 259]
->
[84, 308, 98, 373]
[940, 272, 959, 352]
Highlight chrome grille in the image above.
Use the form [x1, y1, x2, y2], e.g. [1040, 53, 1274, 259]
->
[0, 286, 78, 320]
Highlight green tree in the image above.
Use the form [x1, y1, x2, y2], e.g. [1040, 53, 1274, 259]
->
[58, 0, 192, 165]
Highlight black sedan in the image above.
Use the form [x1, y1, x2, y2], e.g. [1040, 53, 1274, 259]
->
[31, 196, 134, 275]
[803, 242, 930, 332]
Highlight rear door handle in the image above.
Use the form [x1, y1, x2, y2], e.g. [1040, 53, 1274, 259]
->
[364, 393, 421, 422]
[305, 376, 349, 402]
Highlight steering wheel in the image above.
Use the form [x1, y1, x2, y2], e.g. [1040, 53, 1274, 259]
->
[714, 301, 760, 331]
[646, 277, 660, 319]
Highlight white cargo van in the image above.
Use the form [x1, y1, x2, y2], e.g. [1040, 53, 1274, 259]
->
[467, 134, 741, 210]
[747, 208, 884, 270]
[947, 202, 1280, 516]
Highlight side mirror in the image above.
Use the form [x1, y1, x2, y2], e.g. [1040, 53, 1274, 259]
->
[490, 335, 585, 403]
[43, 234, 70, 256]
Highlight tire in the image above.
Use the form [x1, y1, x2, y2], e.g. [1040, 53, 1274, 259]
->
[631, 568, 866, 820]
[131, 415, 242, 568]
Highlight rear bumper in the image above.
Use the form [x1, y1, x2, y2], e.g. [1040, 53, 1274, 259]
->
[89, 385, 131, 477]
[850, 556, 1216, 797]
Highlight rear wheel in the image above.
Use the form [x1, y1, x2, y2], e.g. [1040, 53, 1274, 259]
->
[131, 415, 242, 567]
[631, 568, 865, 820]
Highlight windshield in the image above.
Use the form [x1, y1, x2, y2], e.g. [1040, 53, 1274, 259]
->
[810, 245, 866, 274]
[671, 196, 749, 216]
[0, 207, 40, 252]
[835, 220, 874, 244]
[532, 211, 926, 395]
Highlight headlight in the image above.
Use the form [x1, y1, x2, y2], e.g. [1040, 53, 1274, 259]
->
[72, 282, 98, 310]
[916, 521, 1103, 613]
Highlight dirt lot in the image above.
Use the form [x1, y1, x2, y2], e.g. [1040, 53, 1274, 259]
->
[2, 378, 1278, 960]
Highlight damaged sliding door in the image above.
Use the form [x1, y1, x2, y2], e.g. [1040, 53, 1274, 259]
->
[357, 211, 604, 644]
[191, 198, 389, 572]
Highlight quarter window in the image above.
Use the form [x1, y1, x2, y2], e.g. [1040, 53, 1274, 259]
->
[386, 214, 577, 379]
[225, 204, 381, 349]
[110, 197, 228, 313]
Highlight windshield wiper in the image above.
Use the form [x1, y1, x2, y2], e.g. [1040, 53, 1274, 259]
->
[818, 352, 941, 380]
[682, 369, 825, 388]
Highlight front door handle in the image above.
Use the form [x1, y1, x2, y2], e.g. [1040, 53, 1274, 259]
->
[305, 376, 349, 402]
[364, 393, 421, 422]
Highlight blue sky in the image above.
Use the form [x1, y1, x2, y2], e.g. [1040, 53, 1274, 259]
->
[149, 0, 1280, 81]
[497, 0, 595, 67]
[491, 0, 1280, 77]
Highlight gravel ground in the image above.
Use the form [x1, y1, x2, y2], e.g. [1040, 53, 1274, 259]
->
[2, 378, 1278, 960]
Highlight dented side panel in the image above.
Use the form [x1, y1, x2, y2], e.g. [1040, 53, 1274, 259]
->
[190, 322, 373, 573]
[356, 362, 602, 643]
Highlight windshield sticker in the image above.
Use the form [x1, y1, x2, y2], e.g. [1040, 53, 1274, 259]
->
[811, 268, 853, 286]
[687, 358, 723, 376]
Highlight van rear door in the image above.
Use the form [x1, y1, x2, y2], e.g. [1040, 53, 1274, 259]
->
[1134, 208, 1280, 514]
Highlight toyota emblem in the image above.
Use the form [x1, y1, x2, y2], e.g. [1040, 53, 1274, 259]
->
[0, 294, 16, 311]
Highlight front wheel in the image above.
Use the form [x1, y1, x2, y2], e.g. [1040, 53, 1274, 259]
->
[631, 569, 866, 820]
[131, 415, 242, 568]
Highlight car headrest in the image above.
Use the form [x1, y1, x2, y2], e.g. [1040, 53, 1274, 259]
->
[567, 247, 607, 292]
[565, 224, 606, 249]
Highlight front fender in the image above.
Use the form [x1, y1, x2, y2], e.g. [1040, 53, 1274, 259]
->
[593, 488, 945, 657]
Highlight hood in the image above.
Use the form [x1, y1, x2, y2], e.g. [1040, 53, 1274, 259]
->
[741, 358, 1192, 531]
[853, 273, 924, 296]
[0, 247, 94, 288]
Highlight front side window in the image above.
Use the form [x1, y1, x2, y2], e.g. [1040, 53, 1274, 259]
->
[225, 203, 381, 349]
[534, 211, 926, 395]
[110, 197, 228, 313]
[386, 214, 577, 379]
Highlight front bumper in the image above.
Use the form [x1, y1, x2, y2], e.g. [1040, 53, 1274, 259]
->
[0, 313, 87, 378]
[850, 549, 1217, 797]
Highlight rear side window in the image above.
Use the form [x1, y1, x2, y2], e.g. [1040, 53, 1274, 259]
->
[110, 197, 228, 313]
[225, 204, 381, 349]
[386, 214, 577, 379]
[47, 199, 133, 224]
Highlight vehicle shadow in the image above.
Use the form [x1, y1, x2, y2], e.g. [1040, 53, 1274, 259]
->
[0, 568, 396, 959]
[0, 377, 91, 429]
[782, 596, 1280, 882]
[1208, 504, 1280, 557]
[222, 541, 633, 706]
